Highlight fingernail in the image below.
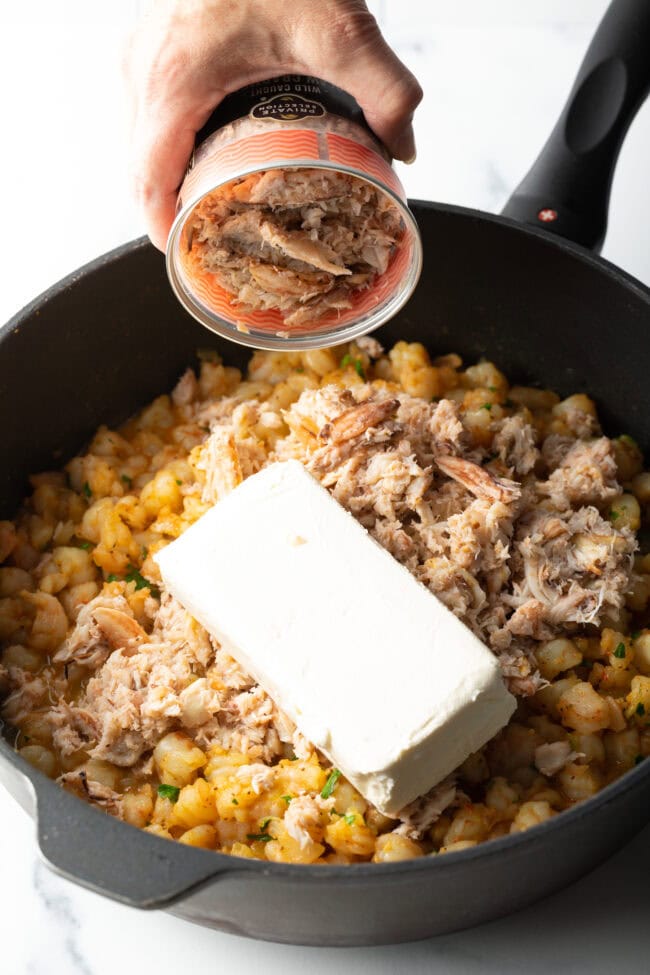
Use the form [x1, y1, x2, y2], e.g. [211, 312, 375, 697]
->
[394, 125, 416, 164]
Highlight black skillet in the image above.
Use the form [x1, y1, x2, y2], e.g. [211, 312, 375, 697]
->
[1, 0, 650, 946]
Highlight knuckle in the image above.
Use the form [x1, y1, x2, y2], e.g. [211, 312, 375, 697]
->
[330, 6, 381, 51]
[378, 73, 423, 123]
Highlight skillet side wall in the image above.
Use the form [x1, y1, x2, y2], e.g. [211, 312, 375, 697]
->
[168, 770, 650, 944]
[1, 205, 648, 517]
[1, 210, 650, 943]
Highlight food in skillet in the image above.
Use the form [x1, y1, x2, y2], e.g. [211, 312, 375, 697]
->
[185, 168, 405, 325]
[2, 338, 650, 863]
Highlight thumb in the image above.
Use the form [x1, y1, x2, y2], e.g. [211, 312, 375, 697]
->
[301, 5, 422, 161]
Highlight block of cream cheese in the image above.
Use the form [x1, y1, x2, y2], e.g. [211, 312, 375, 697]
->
[155, 460, 516, 815]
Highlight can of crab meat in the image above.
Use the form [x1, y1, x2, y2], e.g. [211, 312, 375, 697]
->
[166, 74, 422, 351]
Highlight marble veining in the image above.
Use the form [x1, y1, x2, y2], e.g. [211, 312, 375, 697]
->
[30, 862, 95, 975]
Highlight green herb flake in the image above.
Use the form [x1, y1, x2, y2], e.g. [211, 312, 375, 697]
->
[82, 481, 92, 498]
[141, 545, 148, 559]
[632, 630, 642, 641]
[295, 366, 305, 373]
[340, 354, 366, 380]
[175, 479, 182, 486]
[157, 783, 180, 802]
[635, 754, 645, 765]
[613, 642, 627, 659]
[125, 563, 157, 595]
[488, 386, 497, 393]
[106, 573, 119, 583]
[231, 797, 239, 805]
[481, 403, 493, 412]
[344, 813, 357, 826]
[121, 474, 133, 488]
[78, 541, 92, 551]
[321, 768, 342, 799]
[247, 832, 272, 843]
[281, 794, 293, 804]
[637, 703, 646, 716]
[610, 509, 621, 522]
[620, 434, 638, 448]
[259, 817, 271, 831]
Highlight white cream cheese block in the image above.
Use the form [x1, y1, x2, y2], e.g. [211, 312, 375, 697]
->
[154, 459, 516, 815]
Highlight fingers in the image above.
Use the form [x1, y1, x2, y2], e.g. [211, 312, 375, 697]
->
[131, 108, 204, 250]
[126, 0, 423, 253]
[299, 4, 423, 162]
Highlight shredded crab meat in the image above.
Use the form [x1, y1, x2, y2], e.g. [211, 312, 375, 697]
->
[187, 168, 405, 324]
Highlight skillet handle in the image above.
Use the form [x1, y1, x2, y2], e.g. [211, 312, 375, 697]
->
[31, 771, 237, 908]
[502, 0, 650, 252]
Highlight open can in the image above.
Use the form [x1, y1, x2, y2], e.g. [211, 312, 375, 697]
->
[166, 74, 422, 351]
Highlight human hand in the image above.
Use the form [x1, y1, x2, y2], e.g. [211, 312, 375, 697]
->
[125, 0, 422, 250]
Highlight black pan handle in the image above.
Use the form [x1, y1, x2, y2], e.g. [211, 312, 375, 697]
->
[29, 769, 244, 908]
[502, 0, 650, 252]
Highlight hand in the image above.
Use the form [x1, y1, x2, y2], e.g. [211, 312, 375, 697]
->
[125, 0, 422, 250]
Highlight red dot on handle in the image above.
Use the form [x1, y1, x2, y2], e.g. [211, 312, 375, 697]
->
[538, 208, 558, 223]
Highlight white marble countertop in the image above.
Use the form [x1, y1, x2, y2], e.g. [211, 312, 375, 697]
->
[1, 2, 650, 972]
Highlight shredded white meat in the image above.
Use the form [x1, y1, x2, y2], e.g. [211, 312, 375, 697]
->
[188, 168, 404, 324]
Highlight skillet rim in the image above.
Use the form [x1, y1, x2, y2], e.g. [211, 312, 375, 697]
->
[1, 202, 650, 899]
[2, 198, 650, 348]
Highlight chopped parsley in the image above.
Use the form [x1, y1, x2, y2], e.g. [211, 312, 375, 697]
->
[231, 797, 239, 805]
[141, 545, 148, 559]
[121, 474, 133, 488]
[82, 481, 92, 498]
[295, 366, 305, 373]
[637, 703, 646, 716]
[610, 509, 621, 522]
[281, 794, 293, 804]
[480, 403, 493, 412]
[125, 563, 157, 594]
[106, 565, 159, 596]
[259, 817, 271, 831]
[247, 832, 272, 843]
[344, 813, 357, 826]
[613, 642, 627, 659]
[175, 479, 182, 486]
[620, 434, 638, 448]
[340, 354, 366, 380]
[488, 386, 497, 393]
[157, 784, 180, 802]
[632, 631, 642, 640]
[78, 541, 92, 551]
[321, 768, 341, 799]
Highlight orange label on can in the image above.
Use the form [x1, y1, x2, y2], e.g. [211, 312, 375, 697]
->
[172, 126, 417, 341]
